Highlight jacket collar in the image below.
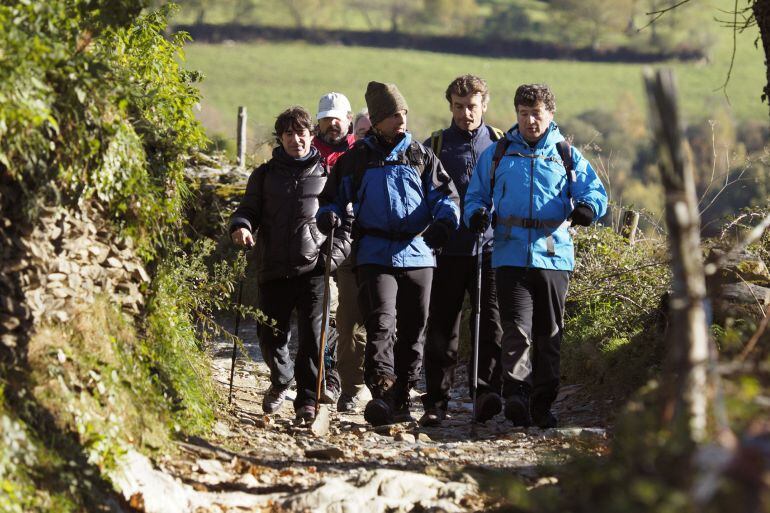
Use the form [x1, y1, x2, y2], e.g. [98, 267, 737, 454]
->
[272, 145, 321, 168]
[364, 132, 412, 161]
[448, 119, 486, 141]
[508, 121, 562, 150]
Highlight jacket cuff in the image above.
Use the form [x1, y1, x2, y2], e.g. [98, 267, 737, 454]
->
[230, 217, 252, 234]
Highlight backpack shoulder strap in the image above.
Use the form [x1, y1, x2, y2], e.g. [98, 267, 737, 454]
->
[349, 141, 371, 202]
[430, 129, 443, 156]
[555, 140, 575, 183]
[489, 137, 511, 197]
[488, 126, 505, 141]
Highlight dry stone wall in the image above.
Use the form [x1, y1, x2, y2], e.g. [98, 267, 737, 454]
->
[0, 199, 149, 363]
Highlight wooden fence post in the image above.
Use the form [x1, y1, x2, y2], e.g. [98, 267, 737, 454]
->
[620, 210, 640, 245]
[237, 106, 247, 168]
[644, 68, 710, 443]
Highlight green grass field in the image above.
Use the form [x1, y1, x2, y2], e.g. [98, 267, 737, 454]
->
[183, 22, 766, 156]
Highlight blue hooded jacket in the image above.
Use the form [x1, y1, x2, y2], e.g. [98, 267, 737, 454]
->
[464, 122, 607, 271]
[424, 121, 500, 256]
[318, 132, 460, 268]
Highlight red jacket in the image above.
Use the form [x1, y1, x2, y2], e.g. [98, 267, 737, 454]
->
[312, 134, 356, 168]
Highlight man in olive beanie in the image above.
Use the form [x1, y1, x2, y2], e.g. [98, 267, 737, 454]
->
[365, 81, 409, 127]
[317, 81, 460, 426]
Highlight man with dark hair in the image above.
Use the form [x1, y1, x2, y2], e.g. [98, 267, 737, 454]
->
[420, 74, 505, 427]
[317, 81, 460, 427]
[230, 105, 350, 423]
[464, 83, 607, 429]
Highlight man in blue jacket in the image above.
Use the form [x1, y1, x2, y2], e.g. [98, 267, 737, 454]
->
[317, 81, 461, 426]
[464, 84, 607, 428]
[420, 75, 504, 427]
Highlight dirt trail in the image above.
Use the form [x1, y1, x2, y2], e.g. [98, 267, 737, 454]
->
[126, 314, 612, 512]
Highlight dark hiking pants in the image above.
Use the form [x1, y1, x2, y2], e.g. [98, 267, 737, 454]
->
[257, 269, 324, 410]
[496, 266, 569, 413]
[356, 265, 432, 396]
[423, 253, 503, 411]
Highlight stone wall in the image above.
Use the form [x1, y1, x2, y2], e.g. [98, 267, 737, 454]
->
[0, 198, 149, 364]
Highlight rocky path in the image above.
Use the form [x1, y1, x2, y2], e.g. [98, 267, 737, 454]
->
[130, 317, 611, 512]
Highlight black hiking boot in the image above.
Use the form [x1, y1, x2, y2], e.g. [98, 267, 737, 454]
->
[418, 406, 446, 427]
[364, 375, 396, 426]
[532, 409, 558, 429]
[475, 392, 503, 422]
[392, 397, 414, 423]
[364, 398, 394, 426]
[504, 394, 532, 427]
[503, 380, 532, 427]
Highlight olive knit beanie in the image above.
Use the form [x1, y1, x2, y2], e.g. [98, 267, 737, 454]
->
[365, 81, 408, 126]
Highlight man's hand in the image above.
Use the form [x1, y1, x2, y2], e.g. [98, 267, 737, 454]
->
[422, 220, 453, 249]
[317, 211, 341, 235]
[231, 227, 255, 248]
[569, 203, 594, 227]
[469, 208, 491, 234]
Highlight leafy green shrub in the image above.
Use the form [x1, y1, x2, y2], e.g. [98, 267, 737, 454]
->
[0, 1, 207, 258]
[563, 226, 670, 397]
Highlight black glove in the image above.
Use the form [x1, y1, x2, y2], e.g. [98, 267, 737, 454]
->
[317, 211, 341, 235]
[422, 220, 453, 249]
[469, 208, 491, 234]
[569, 203, 594, 227]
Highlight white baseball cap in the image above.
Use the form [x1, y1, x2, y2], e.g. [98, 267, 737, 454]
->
[317, 92, 351, 120]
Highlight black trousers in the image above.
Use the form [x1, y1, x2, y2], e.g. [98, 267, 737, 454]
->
[356, 265, 432, 394]
[257, 269, 325, 409]
[423, 253, 502, 410]
[496, 266, 569, 412]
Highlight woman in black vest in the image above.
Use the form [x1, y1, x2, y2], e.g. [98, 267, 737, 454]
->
[230, 106, 350, 422]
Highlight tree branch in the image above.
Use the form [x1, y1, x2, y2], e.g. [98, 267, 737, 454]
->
[638, 0, 692, 32]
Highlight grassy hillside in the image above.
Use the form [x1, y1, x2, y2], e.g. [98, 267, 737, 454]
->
[184, 22, 766, 157]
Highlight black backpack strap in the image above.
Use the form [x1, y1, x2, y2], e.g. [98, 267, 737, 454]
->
[555, 140, 575, 184]
[430, 129, 443, 156]
[349, 141, 371, 204]
[489, 137, 511, 199]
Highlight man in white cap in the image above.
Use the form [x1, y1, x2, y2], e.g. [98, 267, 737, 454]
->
[312, 92, 365, 411]
[313, 92, 356, 167]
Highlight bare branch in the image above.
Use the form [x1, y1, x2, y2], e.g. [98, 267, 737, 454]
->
[638, 0, 692, 32]
[738, 303, 770, 362]
[715, 0, 740, 98]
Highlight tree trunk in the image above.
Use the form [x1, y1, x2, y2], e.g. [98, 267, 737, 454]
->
[754, 0, 770, 117]
[644, 69, 711, 443]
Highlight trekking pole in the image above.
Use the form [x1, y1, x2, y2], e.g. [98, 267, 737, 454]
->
[315, 227, 335, 416]
[228, 243, 252, 406]
[471, 231, 484, 423]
